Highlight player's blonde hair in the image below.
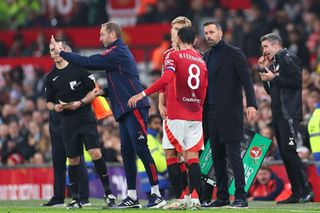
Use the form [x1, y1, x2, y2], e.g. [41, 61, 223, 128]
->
[171, 16, 192, 27]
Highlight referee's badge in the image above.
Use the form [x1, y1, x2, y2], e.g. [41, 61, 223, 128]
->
[88, 74, 95, 82]
[69, 81, 77, 90]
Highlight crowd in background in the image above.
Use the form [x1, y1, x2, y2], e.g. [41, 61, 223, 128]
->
[0, 0, 320, 168]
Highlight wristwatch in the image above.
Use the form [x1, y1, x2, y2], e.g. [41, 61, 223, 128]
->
[80, 100, 86, 107]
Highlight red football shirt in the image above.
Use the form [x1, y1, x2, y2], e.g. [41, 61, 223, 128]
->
[145, 48, 208, 121]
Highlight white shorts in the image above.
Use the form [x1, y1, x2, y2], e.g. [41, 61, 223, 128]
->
[162, 119, 204, 153]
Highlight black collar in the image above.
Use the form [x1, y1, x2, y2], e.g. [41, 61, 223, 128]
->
[211, 40, 224, 52]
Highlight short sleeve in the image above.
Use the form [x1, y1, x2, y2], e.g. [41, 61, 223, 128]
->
[81, 69, 96, 92]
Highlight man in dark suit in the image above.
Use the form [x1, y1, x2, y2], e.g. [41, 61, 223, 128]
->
[202, 21, 257, 208]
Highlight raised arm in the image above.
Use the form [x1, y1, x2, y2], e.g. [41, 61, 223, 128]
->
[59, 51, 116, 71]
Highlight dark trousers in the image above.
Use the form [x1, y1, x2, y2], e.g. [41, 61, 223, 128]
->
[119, 108, 158, 190]
[49, 122, 89, 202]
[206, 115, 246, 200]
[273, 118, 310, 196]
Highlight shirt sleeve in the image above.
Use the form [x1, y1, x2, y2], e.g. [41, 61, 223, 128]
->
[274, 53, 302, 89]
[159, 50, 173, 93]
[81, 69, 96, 92]
[234, 49, 257, 108]
[60, 49, 118, 71]
[144, 52, 176, 96]
[144, 71, 175, 96]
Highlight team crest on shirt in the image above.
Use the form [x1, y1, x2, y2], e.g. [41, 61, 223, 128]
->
[69, 81, 81, 90]
[164, 59, 174, 67]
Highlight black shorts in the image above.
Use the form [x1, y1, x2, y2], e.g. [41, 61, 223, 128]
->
[60, 111, 100, 158]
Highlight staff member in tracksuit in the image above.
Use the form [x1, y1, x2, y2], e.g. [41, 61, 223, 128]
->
[50, 21, 165, 209]
[258, 32, 314, 204]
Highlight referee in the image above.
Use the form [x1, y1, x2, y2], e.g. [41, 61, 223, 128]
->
[45, 39, 116, 209]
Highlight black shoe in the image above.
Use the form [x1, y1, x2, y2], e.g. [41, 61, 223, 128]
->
[42, 198, 65, 207]
[145, 194, 166, 208]
[230, 199, 248, 208]
[201, 201, 212, 207]
[277, 195, 300, 204]
[118, 196, 142, 208]
[206, 199, 230, 208]
[104, 194, 116, 207]
[80, 199, 92, 207]
[66, 200, 82, 209]
[300, 191, 314, 203]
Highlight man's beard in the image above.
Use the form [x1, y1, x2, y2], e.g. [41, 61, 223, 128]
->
[208, 40, 217, 47]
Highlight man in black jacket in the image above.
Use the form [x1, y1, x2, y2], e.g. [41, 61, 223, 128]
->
[258, 33, 314, 204]
[202, 21, 257, 208]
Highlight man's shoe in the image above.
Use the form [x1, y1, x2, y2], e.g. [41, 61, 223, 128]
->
[104, 194, 116, 207]
[277, 195, 300, 204]
[145, 194, 166, 208]
[80, 200, 92, 207]
[230, 199, 248, 208]
[66, 200, 82, 209]
[118, 196, 142, 208]
[207, 199, 230, 208]
[42, 198, 65, 207]
[201, 201, 212, 208]
[163, 199, 188, 210]
[190, 198, 201, 210]
[300, 191, 314, 203]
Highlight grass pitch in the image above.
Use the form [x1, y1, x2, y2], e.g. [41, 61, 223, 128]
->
[0, 199, 320, 213]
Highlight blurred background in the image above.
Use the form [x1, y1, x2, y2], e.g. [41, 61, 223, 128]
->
[0, 0, 319, 202]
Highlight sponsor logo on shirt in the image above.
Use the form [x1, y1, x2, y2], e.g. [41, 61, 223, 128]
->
[182, 96, 201, 103]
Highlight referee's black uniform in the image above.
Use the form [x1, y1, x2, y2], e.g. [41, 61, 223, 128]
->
[45, 64, 100, 158]
[45, 63, 114, 207]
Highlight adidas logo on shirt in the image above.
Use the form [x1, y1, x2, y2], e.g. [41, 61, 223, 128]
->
[288, 137, 294, 146]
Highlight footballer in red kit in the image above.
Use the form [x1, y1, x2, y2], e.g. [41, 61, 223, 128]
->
[161, 48, 207, 121]
[128, 26, 207, 209]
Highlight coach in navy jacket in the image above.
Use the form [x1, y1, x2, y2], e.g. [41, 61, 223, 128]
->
[58, 35, 149, 121]
[51, 21, 164, 208]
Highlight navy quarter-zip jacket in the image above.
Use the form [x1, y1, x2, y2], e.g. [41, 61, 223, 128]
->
[60, 39, 150, 121]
